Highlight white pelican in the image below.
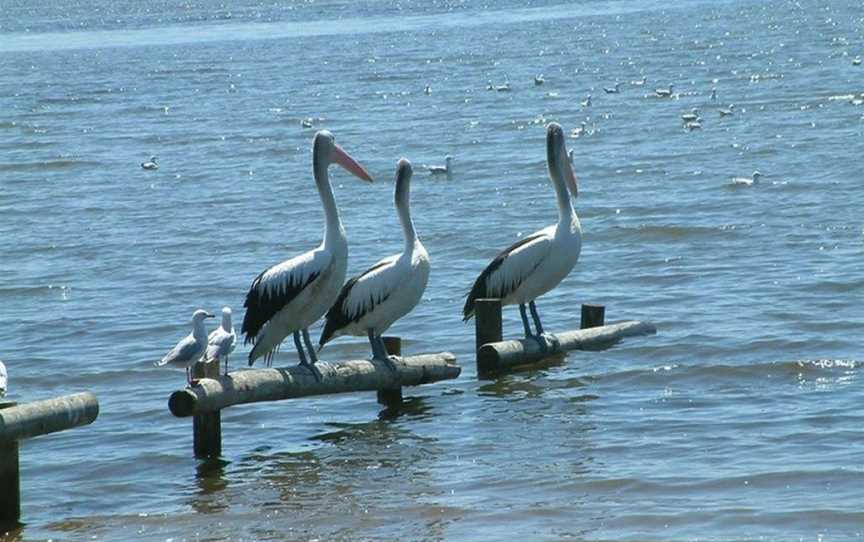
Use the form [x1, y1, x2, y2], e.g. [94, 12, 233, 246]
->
[731, 171, 762, 186]
[534, 74, 545, 86]
[427, 155, 452, 177]
[463, 122, 582, 344]
[655, 84, 674, 98]
[681, 108, 700, 122]
[319, 159, 430, 368]
[204, 306, 236, 375]
[0, 360, 6, 397]
[603, 82, 621, 94]
[155, 309, 214, 383]
[241, 130, 373, 376]
[141, 156, 158, 170]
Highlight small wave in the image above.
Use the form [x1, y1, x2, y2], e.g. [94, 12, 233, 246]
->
[608, 224, 732, 240]
[0, 159, 101, 172]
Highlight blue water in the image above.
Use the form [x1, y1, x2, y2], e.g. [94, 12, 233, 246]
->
[1, 0, 862, 540]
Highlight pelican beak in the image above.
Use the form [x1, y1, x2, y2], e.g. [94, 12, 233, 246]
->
[332, 144, 374, 183]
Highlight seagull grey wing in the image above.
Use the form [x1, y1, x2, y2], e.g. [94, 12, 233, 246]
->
[158, 334, 203, 366]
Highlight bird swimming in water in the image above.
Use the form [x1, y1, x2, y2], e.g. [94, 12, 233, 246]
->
[155, 309, 214, 384]
[681, 108, 700, 122]
[141, 156, 158, 170]
[603, 82, 621, 94]
[534, 74, 545, 86]
[655, 84, 674, 98]
[427, 155, 452, 177]
[719, 104, 735, 117]
[731, 171, 762, 186]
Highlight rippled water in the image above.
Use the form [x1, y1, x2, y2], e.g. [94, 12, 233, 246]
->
[1, 0, 863, 540]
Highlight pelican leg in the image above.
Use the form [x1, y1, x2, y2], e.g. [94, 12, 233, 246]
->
[376, 335, 400, 373]
[301, 328, 319, 364]
[528, 300, 545, 335]
[368, 329, 388, 360]
[293, 331, 308, 365]
[223, 356, 229, 376]
[296, 329, 322, 382]
[529, 300, 556, 352]
[519, 303, 533, 338]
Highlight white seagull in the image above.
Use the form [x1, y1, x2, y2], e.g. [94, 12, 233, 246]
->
[0, 360, 7, 397]
[204, 306, 236, 375]
[731, 171, 762, 186]
[155, 309, 214, 383]
[241, 130, 373, 376]
[655, 84, 674, 98]
[534, 74, 545, 86]
[319, 159, 430, 368]
[603, 82, 621, 94]
[427, 155, 453, 177]
[141, 156, 159, 170]
[681, 108, 700, 122]
[463, 122, 582, 344]
[719, 104, 735, 117]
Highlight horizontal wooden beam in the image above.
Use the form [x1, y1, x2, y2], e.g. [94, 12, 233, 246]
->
[169, 352, 460, 417]
[478, 320, 656, 376]
[0, 392, 99, 442]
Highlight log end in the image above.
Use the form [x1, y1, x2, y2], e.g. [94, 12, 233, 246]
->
[477, 344, 501, 377]
[169, 389, 197, 418]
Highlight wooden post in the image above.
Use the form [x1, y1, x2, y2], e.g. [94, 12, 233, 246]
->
[377, 336, 403, 406]
[0, 401, 19, 525]
[192, 360, 221, 459]
[475, 299, 502, 377]
[581, 304, 606, 329]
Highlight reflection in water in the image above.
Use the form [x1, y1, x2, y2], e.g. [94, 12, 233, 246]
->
[190, 457, 231, 515]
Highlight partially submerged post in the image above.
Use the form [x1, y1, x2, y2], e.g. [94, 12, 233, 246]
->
[377, 336, 403, 407]
[0, 392, 99, 524]
[192, 359, 221, 458]
[475, 301, 656, 377]
[474, 299, 503, 355]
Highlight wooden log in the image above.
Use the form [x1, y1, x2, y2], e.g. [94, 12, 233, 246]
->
[580, 303, 606, 329]
[0, 402, 19, 524]
[0, 392, 99, 442]
[169, 352, 460, 417]
[377, 337, 403, 407]
[192, 359, 221, 458]
[478, 320, 656, 376]
[474, 298, 503, 354]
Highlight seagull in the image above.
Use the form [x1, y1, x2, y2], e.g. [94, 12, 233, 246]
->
[301, 118, 314, 128]
[424, 84, 432, 95]
[427, 155, 452, 177]
[570, 122, 588, 138]
[681, 108, 700, 122]
[0, 360, 6, 397]
[684, 120, 702, 131]
[580, 94, 592, 107]
[319, 159, 430, 370]
[155, 309, 214, 384]
[710, 87, 718, 101]
[534, 74, 545, 86]
[141, 156, 158, 170]
[631, 76, 647, 86]
[241, 130, 373, 376]
[496, 82, 512, 92]
[603, 82, 621, 94]
[719, 104, 735, 117]
[853, 57, 862, 66]
[655, 84, 674, 98]
[731, 171, 762, 186]
[463, 122, 582, 347]
[203, 307, 236, 375]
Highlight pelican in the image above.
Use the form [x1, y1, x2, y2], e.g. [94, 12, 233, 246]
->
[655, 84, 674, 98]
[534, 74, 545, 86]
[731, 171, 762, 186]
[719, 104, 735, 117]
[241, 130, 373, 376]
[427, 155, 452, 177]
[155, 309, 214, 383]
[603, 82, 621, 94]
[463, 122, 582, 345]
[319, 159, 430, 368]
[0, 360, 6, 397]
[681, 108, 700, 122]
[204, 306, 236, 375]
[141, 156, 158, 170]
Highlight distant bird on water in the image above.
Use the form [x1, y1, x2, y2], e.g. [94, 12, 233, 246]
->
[534, 74, 545, 86]
[631, 76, 647, 86]
[681, 108, 700, 122]
[719, 104, 735, 117]
[0, 360, 6, 397]
[463, 122, 582, 346]
[241, 130, 373, 377]
[141, 156, 158, 170]
[155, 309, 214, 384]
[204, 306, 236, 375]
[319, 159, 430, 369]
[603, 82, 621, 94]
[655, 84, 674, 98]
[424, 84, 432, 95]
[731, 171, 762, 186]
[580, 94, 592, 107]
[427, 155, 452, 177]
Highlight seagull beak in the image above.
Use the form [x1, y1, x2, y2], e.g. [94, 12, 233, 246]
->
[205, 312, 215, 318]
[332, 144, 374, 183]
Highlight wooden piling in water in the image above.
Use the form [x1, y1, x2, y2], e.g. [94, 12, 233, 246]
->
[192, 359, 221, 458]
[169, 351, 459, 418]
[474, 298, 503, 355]
[377, 336, 403, 407]
[0, 402, 19, 525]
[581, 304, 606, 329]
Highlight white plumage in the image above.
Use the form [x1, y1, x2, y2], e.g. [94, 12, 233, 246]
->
[241, 130, 373, 370]
[427, 155, 452, 177]
[0, 360, 7, 397]
[204, 306, 236, 375]
[463, 122, 582, 340]
[155, 309, 214, 383]
[319, 159, 430, 364]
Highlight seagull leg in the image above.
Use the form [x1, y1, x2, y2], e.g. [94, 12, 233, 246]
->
[519, 303, 533, 338]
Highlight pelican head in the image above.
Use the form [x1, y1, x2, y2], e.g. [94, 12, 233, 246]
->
[313, 130, 374, 182]
[546, 122, 578, 199]
[395, 158, 413, 203]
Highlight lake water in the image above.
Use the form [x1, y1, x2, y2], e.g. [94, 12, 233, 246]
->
[1, 0, 862, 540]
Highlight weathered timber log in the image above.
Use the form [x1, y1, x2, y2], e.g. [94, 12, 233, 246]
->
[478, 320, 656, 376]
[169, 352, 460, 417]
[192, 358, 221, 458]
[0, 392, 99, 442]
[377, 337, 403, 406]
